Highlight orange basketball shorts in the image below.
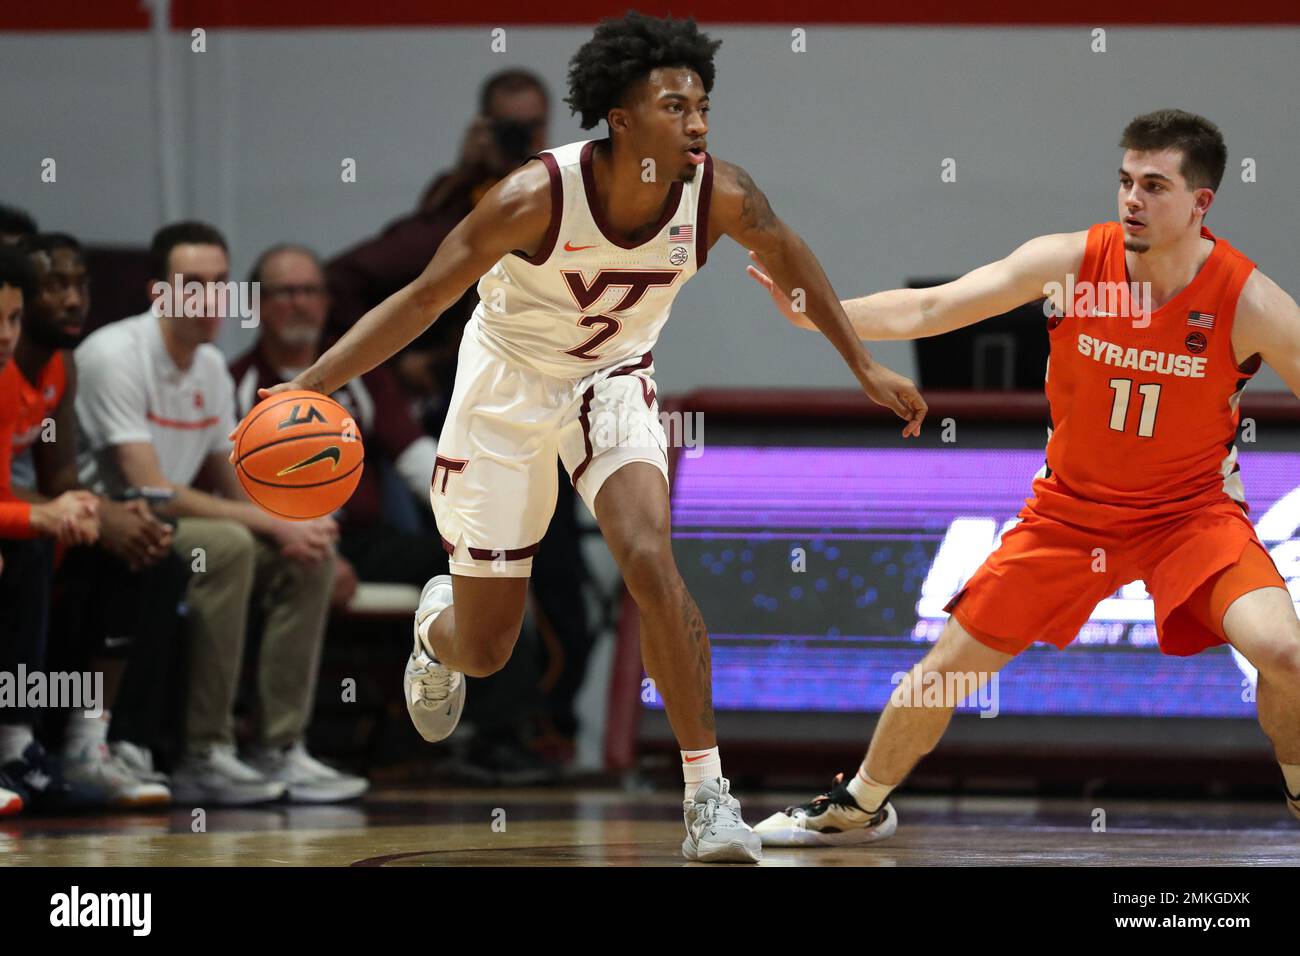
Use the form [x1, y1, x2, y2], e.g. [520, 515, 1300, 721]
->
[945, 482, 1287, 658]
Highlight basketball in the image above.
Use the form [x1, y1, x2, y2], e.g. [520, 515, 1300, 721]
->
[233, 389, 364, 520]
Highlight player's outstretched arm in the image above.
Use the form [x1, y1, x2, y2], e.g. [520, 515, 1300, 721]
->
[748, 231, 1085, 341]
[1234, 271, 1300, 398]
[710, 158, 926, 436]
[264, 161, 553, 399]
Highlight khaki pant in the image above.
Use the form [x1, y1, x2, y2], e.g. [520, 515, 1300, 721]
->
[171, 518, 335, 750]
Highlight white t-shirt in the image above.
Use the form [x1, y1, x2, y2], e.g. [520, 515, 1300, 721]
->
[75, 311, 237, 495]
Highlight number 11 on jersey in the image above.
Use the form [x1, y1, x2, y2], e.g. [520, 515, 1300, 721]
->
[1108, 378, 1162, 438]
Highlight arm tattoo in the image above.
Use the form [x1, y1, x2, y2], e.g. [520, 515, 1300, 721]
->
[735, 166, 777, 234]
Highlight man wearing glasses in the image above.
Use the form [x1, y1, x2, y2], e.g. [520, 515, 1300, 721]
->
[232, 244, 441, 606]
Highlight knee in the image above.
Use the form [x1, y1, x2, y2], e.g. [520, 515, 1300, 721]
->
[1253, 633, 1300, 685]
[281, 548, 338, 588]
[615, 536, 677, 602]
[183, 519, 255, 577]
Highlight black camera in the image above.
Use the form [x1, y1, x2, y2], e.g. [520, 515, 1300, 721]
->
[491, 119, 535, 164]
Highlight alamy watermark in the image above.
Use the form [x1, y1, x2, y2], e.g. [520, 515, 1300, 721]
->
[589, 407, 705, 458]
[1042, 276, 1154, 328]
[151, 274, 260, 328]
[889, 664, 1000, 718]
[0, 666, 103, 717]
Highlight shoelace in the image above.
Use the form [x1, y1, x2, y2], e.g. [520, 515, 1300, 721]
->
[785, 772, 849, 817]
[411, 657, 453, 704]
[698, 780, 744, 830]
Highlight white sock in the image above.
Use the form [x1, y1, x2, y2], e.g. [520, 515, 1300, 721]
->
[1281, 762, 1300, 799]
[682, 747, 722, 802]
[64, 710, 111, 757]
[846, 764, 895, 814]
[0, 724, 35, 763]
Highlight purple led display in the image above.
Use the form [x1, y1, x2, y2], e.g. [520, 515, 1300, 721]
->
[661, 446, 1300, 718]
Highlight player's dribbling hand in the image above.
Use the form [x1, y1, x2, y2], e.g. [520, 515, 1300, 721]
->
[745, 251, 815, 330]
[861, 363, 927, 438]
[226, 380, 324, 462]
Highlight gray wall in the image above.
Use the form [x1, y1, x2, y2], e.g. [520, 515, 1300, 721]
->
[4, 26, 1297, 392]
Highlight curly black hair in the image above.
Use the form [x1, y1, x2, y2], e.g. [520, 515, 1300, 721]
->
[566, 11, 721, 130]
[0, 245, 37, 304]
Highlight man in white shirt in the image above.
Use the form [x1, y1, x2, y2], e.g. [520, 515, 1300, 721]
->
[75, 222, 365, 805]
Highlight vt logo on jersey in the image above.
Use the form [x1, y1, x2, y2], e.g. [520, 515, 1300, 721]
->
[276, 446, 342, 477]
[277, 403, 327, 430]
[559, 269, 681, 361]
[560, 269, 680, 313]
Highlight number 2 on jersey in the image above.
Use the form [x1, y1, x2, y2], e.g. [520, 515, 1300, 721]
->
[1107, 378, 1162, 438]
[563, 314, 622, 361]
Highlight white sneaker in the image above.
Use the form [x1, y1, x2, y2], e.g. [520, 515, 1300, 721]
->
[753, 772, 898, 846]
[171, 743, 286, 806]
[63, 743, 171, 808]
[404, 575, 466, 743]
[247, 743, 369, 804]
[682, 777, 763, 863]
[110, 741, 170, 784]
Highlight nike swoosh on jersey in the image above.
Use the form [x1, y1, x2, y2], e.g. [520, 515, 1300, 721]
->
[277, 446, 342, 476]
[563, 241, 597, 252]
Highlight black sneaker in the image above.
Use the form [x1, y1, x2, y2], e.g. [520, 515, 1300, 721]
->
[753, 772, 898, 846]
[1, 741, 109, 813]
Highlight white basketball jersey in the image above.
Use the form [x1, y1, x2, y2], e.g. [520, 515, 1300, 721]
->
[471, 139, 713, 379]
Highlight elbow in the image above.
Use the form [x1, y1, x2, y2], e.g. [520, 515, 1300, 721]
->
[408, 278, 441, 315]
[914, 290, 942, 339]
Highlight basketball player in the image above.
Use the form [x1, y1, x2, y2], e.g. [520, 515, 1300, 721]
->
[252, 12, 926, 862]
[746, 109, 1300, 845]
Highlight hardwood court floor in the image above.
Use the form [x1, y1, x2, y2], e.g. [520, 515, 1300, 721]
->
[1, 787, 1296, 866]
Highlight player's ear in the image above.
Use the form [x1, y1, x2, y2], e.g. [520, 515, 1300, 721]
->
[606, 107, 630, 137]
[1194, 187, 1215, 219]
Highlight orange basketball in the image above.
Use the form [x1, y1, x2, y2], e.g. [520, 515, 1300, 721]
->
[233, 390, 364, 520]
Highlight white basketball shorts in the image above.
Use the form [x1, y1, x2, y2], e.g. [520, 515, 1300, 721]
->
[430, 321, 668, 578]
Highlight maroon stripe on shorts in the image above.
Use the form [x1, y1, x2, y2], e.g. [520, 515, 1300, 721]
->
[440, 536, 455, 555]
[571, 352, 655, 485]
[572, 384, 597, 485]
[607, 351, 654, 378]
[466, 543, 541, 561]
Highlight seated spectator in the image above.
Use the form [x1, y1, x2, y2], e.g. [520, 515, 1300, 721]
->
[231, 243, 442, 600]
[11, 232, 181, 807]
[74, 221, 366, 805]
[0, 246, 103, 815]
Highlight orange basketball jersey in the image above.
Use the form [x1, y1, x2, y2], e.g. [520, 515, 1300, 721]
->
[1042, 222, 1258, 513]
[9, 350, 68, 460]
